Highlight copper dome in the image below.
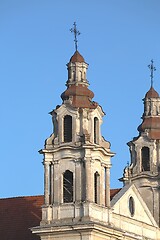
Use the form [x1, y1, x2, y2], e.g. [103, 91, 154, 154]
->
[61, 85, 97, 109]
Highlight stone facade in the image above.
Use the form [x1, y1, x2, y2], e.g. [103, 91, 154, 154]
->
[31, 51, 160, 239]
[122, 87, 160, 226]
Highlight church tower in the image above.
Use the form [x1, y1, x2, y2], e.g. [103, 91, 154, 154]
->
[31, 25, 115, 237]
[122, 60, 160, 225]
[31, 33, 160, 238]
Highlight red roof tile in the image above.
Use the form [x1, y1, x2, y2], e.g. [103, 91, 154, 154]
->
[0, 195, 44, 240]
[0, 190, 121, 239]
[110, 188, 121, 200]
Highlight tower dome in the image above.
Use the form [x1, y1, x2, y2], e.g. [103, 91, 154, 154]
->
[137, 86, 160, 139]
[61, 51, 97, 108]
[145, 86, 159, 98]
[70, 51, 85, 63]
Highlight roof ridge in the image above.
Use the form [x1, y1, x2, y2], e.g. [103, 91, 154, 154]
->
[0, 195, 44, 200]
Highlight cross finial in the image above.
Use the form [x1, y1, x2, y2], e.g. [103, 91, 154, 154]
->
[70, 22, 81, 51]
[148, 59, 156, 87]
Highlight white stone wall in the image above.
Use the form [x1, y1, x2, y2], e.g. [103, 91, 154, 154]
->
[111, 185, 160, 240]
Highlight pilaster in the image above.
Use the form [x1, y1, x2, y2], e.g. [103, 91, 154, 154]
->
[75, 158, 82, 202]
[44, 161, 50, 205]
[85, 157, 94, 202]
[53, 160, 60, 204]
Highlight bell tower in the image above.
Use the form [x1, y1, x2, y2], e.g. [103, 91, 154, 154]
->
[41, 49, 114, 219]
[32, 44, 115, 239]
[122, 60, 160, 225]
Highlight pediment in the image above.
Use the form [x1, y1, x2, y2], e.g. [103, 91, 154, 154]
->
[111, 184, 158, 227]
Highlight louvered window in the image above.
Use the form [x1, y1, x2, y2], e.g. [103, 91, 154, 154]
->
[64, 115, 72, 142]
[94, 171, 100, 204]
[63, 170, 73, 203]
[141, 147, 150, 171]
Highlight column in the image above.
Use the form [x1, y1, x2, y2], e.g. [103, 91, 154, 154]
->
[44, 161, 50, 205]
[105, 167, 110, 207]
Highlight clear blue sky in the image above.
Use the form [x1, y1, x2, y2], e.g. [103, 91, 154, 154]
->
[0, 0, 160, 198]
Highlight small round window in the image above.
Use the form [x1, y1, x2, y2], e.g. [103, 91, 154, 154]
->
[129, 196, 135, 217]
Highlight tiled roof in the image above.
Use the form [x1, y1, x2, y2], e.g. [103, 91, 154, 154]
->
[0, 190, 120, 239]
[0, 195, 44, 240]
[110, 188, 121, 200]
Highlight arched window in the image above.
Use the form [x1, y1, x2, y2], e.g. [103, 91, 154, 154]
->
[141, 147, 150, 171]
[64, 115, 72, 142]
[94, 171, 100, 204]
[63, 170, 73, 203]
[94, 117, 99, 144]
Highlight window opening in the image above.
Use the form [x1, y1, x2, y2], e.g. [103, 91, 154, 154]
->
[129, 196, 135, 217]
[94, 117, 99, 144]
[141, 147, 150, 171]
[64, 115, 72, 142]
[63, 170, 73, 203]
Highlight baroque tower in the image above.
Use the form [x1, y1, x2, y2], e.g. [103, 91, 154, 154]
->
[31, 43, 160, 239]
[32, 50, 115, 239]
[122, 66, 160, 226]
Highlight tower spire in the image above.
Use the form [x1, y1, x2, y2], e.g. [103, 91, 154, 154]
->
[70, 22, 80, 51]
[148, 59, 156, 87]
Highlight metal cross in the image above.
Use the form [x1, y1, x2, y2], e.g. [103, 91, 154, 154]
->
[148, 59, 156, 87]
[70, 22, 81, 51]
